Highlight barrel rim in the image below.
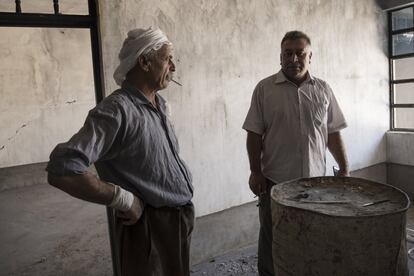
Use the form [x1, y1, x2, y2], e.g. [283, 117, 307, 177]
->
[271, 176, 411, 217]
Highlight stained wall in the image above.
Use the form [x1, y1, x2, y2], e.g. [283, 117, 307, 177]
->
[99, 0, 389, 216]
[0, 0, 390, 217]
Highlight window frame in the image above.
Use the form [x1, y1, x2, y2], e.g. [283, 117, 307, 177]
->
[388, 4, 414, 131]
[0, 0, 105, 103]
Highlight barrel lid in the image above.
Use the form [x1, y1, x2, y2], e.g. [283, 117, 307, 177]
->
[271, 177, 410, 217]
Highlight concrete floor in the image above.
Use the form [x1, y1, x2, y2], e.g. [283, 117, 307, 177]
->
[1, 183, 414, 275]
[0, 184, 112, 276]
[191, 245, 258, 276]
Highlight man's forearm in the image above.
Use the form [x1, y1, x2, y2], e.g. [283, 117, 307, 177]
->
[327, 131, 349, 174]
[48, 172, 114, 205]
[246, 131, 263, 173]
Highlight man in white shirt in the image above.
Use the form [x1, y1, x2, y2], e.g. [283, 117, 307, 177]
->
[242, 30, 349, 276]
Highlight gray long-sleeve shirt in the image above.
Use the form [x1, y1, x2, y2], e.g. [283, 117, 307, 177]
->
[46, 82, 193, 208]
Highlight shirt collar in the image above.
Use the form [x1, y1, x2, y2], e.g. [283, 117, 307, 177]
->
[121, 81, 167, 113]
[273, 70, 315, 85]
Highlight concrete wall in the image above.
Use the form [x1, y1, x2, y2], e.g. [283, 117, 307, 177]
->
[388, 132, 414, 166]
[99, 0, 389, 216]
[0, 0, 390, 216]
[388, 163, 414, 198]
[0, 27, 96, 168]
[0, 163, 47, 192]
[387, 131, 414, 197]
[351, 162, 387, 184]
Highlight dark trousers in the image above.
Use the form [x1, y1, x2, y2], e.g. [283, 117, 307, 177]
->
[115, 204, 194, 276]
[258, 180, 276, 276]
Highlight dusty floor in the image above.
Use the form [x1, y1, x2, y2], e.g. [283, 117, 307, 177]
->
[1, 183, 414, 275]
[191, 245, 258, 276]
[193, 242, 414, 276]
[0, 184, 112, 276]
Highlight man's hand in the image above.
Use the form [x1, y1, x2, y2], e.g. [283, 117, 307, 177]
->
[116, 196, 144, 225]
[327, 132, 349, 178]
[337, 169, 350, 177]
[249, 172, 267, 196]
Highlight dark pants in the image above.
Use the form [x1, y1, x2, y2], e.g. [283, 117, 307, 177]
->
[115, 203, 195, 276]
[258, 180, 276, 276]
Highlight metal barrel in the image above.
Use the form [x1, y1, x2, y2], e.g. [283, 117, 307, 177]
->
[271, 176, 410, 276]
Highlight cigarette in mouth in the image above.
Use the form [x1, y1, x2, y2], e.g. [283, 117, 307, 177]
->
[171, 79, 183, 86]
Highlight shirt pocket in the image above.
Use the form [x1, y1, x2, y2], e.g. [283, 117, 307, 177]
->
[312, 101, 328, 126]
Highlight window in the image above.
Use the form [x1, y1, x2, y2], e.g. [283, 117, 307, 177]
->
[0, 1, 105, 167]
[389, 5, 414, 131]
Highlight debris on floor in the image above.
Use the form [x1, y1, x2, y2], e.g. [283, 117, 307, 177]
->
[191, 245, 258, 276]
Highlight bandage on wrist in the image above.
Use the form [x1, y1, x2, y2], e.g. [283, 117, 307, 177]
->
[108, 183, 134, 212]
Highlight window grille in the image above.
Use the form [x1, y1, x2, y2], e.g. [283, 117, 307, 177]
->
[388, 4, 414, 131]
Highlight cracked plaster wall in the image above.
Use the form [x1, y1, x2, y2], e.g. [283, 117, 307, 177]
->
[0, 27, 95, 168]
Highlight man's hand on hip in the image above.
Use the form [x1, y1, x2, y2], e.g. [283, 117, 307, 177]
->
[107, 183, 144, 225]
[116, 196, 144, 225]
[249, 172, 267, 196]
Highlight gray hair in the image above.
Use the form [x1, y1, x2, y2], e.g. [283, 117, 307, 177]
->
[141, 48, 161, 62]
[281, 31, 311, 46]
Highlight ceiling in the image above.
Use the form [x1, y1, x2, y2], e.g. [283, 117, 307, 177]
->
[376, 0, 414, 10]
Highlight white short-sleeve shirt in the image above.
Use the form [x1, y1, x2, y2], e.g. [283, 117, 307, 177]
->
[243, 70, 347, 183]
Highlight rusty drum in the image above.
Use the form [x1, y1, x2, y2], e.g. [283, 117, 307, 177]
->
[271, 177, 410, 276]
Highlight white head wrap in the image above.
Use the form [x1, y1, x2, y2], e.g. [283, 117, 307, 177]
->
[113, 27, 171, 86]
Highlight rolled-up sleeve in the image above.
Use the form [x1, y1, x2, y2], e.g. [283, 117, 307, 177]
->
[46, 100, 123, 176]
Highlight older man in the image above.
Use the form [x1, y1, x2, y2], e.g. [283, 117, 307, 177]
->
[243, 30, 349, 276]
[47, 27, 194, 276]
